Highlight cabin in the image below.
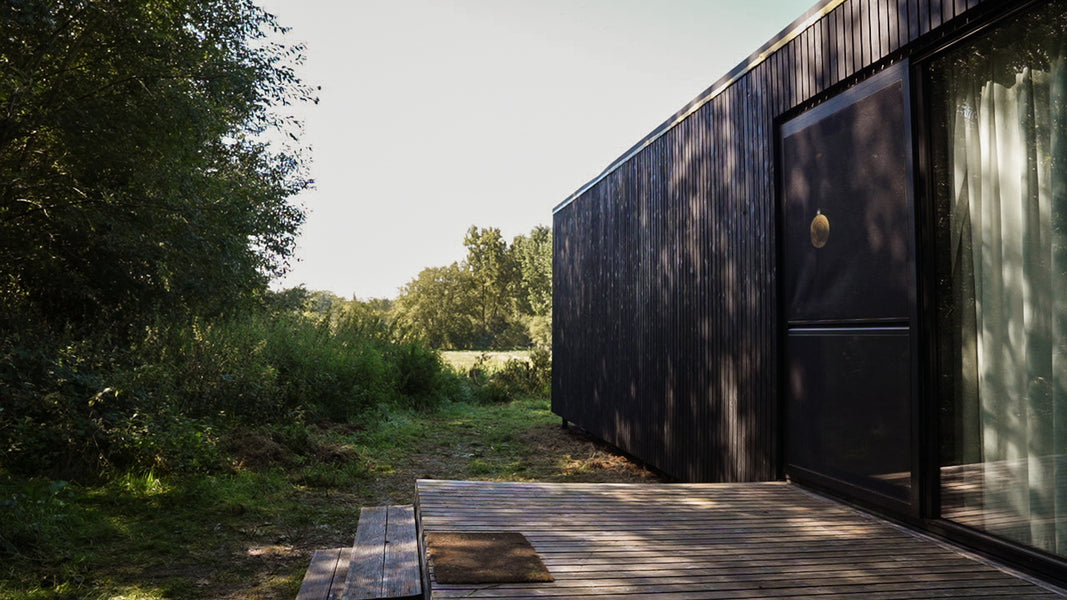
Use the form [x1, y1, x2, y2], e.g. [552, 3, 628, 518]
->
[552, 0, 1067, 586]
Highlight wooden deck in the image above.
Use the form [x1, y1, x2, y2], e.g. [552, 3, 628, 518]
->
[415, 480, 1067, 599]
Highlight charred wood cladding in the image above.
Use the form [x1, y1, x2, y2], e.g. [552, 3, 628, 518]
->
[552, 0, 1067, 585]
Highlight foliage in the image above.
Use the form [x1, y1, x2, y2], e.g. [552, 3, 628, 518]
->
[465, 347, 552, 403]
[388, 343, 460, 410]
[0, 0, 314, 327]
[0, 6, 564, 597]
[392, 224, 553, 350]
[524, 315, 552, 348]
[0, 309, 470, 481]
[0, 4, 559, 597]
[391, 263, 477, 348]
[0, 333, 129, 479]
[512, 225, 553, 318]
[464, 226, 517, 341]
[0, 477, 72, 561]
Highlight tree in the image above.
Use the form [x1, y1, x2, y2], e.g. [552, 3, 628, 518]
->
[305, 290, 348, 317]
[391, 225, 551, 350]
[392, 263, 477, 349]
[0, 0, 314, 329]
[511, 225, 552, 348]
[512, 225, 552, 317]
[463, 225, 521, 347]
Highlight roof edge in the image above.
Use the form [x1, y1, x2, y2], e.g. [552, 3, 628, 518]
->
[552, 0, 846, 215]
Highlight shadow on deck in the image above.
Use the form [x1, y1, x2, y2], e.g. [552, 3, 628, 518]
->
[414, 480, 1067, 600]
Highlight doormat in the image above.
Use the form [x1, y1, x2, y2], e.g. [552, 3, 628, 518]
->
[425, 531, 554, 584]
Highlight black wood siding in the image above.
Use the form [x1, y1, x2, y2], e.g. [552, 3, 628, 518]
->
[552, 0, 993, 482]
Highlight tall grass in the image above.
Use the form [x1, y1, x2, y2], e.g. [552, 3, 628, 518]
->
[0, 311, 466, 482]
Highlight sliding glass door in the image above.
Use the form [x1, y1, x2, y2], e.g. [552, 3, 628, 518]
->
[929, 0, 1067, 559]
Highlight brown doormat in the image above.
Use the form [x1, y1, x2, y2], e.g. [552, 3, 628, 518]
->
[425, 531, 554, 584]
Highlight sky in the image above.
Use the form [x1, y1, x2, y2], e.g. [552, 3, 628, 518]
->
[257, 0, 817, 300]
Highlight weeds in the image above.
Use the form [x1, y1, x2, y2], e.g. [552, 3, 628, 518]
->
[0, 478, 72, 560]
[0, 312, 473, 482]
[453, 348, 552, 404]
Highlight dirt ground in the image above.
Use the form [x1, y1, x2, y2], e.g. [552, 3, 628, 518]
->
[358, 418, 664, 505]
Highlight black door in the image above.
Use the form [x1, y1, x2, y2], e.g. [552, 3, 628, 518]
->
[780, 62, 918, 514]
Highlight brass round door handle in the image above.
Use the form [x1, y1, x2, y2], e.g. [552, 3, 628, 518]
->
[810, 211, 829, 248]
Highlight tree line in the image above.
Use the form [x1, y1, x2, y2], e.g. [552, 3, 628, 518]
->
[318, 224, 553, 351]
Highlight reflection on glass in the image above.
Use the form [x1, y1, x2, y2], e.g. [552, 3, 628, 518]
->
[931, 0, 1067, 558]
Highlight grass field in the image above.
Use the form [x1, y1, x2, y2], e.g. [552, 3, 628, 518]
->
[0, 396, 659, 600]
[440, 350, 532, 373]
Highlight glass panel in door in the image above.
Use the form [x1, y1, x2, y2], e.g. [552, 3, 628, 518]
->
[781, 62, 916, 511]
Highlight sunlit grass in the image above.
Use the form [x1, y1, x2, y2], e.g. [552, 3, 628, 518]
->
[440, 349, 531, 372]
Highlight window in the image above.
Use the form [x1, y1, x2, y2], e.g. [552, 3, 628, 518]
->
[930, 0, 1067, 559]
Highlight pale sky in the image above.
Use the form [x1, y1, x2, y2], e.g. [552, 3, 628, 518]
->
[258, 0, 817, 300]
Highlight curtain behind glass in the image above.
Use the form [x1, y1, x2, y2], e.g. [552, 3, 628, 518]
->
[936, 1, 1067, 558]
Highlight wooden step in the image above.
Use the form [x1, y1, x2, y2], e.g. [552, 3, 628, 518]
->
[344, 505, 422, 600]
[295, 505, 423, 600]
[295, 547, 351, 600]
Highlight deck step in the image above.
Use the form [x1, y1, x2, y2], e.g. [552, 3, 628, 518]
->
[295, 547, 351, 600]
[344, 505, 422, 600]
[295, 505, 422, 600]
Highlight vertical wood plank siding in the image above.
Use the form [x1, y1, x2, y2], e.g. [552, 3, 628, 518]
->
[552, 0, 989, 482]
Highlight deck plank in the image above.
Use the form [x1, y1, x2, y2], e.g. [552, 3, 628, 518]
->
[295, 548, 349, 600]
[382, 505, 421, 599]
[345, 506, 389, 599]
[416, 480, 1066, 599]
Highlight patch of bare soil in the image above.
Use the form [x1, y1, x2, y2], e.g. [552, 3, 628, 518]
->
[361, 417, 662, 505]
[515, 423, 663, 482]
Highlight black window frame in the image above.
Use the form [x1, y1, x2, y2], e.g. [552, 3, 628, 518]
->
[911, 0, 1067, 586]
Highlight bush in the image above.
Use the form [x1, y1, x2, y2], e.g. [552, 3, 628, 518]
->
[388, 343, 459, 410]
[468, 348, 552, 403]
[107, 410, 226, 475]
[0, 334, 126, 478]
[259, 316, 394, 422]
[0, 309, 467, 481]
[0, 478, 72, 560]
[122, 318, 285, 420]
[473, 379, 512, 404]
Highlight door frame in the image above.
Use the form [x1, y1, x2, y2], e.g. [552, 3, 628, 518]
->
[776, 60, 922, 520]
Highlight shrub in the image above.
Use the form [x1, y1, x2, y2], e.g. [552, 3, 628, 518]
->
[528, 347, 552, 396]
[496, 348, 551, 395]
[0, 334, 127, 478]
[107, 410, 225, 475]
[473, 379, 512, 404]
[0, 478, 72, 560]
[468, 348, 552, 403]
[388, 343, 458, 411]
[0, 307, 469, 481]
[119, 317, 286, 421]
[260, 316, 394, 422]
